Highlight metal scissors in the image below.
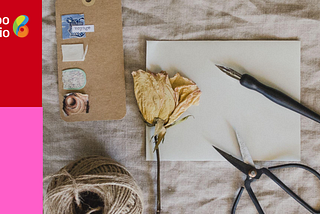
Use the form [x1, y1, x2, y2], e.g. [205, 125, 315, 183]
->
[213, 132, 320, 214]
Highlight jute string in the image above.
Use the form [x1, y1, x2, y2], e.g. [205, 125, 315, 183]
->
[44, 156, 143, 214]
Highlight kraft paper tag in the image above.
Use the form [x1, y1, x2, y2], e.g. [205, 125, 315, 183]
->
[56, 0, 126, 122]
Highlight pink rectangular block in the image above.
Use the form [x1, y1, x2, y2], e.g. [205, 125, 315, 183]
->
[0, 108, 43, 213]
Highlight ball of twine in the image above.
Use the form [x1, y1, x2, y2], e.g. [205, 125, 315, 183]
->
[44, 156, 143, 214]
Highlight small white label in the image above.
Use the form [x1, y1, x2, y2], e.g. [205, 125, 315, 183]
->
[72, 25, 94, 33]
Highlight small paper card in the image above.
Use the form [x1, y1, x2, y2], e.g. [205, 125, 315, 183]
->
[61, 14, 86, 40]
[61, 44, 87, 62]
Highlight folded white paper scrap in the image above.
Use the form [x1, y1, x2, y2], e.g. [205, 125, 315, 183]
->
[62, 44, 88, 62]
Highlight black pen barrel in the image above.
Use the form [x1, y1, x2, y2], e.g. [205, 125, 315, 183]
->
[240, 74, 320, 124]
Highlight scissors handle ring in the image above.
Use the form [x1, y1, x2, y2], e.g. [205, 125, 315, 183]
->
[231, 163, 320, 214]
[266, 163, 320, 214]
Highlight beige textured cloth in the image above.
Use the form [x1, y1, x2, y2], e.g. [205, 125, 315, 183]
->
[43, 1, 320, 213]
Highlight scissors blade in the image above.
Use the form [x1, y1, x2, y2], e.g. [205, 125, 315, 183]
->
[235, 131, 255, 167]
[213, 145, 254, 175]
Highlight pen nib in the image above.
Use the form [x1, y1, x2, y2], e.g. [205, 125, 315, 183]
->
[215, 64, 242, 80]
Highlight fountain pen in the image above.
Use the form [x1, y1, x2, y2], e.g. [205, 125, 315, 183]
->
[215, 64, 320, 124]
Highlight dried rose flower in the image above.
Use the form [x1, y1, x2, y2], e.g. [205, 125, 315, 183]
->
[132, 69, 201, 149]
[132, 69, 201, 213]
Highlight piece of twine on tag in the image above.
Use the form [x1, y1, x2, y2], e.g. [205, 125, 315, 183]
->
[43, 156, 143, 214]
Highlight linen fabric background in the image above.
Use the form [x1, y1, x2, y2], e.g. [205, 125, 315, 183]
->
[43, 1, 320, 213]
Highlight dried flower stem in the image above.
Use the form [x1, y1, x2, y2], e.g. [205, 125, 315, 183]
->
[155, 138, 161, 214]
[132, 70, 201, 214]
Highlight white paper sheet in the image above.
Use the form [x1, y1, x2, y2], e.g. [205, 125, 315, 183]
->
[146, 41, 300, 161]
[62, 44, 88, 62]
